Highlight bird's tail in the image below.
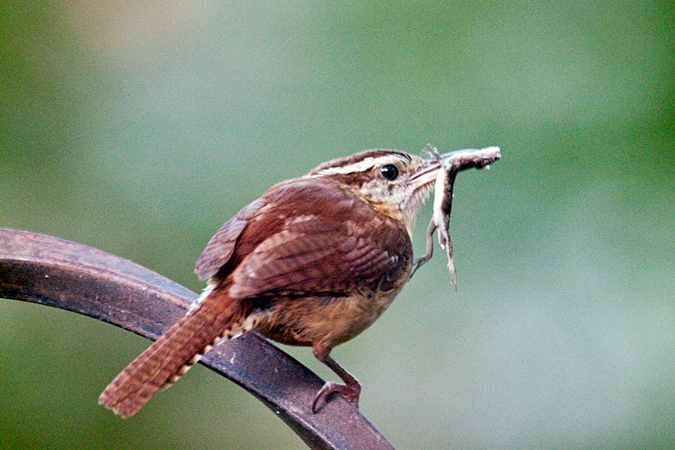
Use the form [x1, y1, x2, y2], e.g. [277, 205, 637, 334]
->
[99, 288, 251, 418]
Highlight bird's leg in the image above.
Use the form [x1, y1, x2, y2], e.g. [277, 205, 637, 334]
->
[311, 344, 361, 413]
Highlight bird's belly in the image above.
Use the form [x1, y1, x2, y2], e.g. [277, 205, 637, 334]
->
[256, 289, 401, 348]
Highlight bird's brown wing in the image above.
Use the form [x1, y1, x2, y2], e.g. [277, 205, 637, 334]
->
[195, 197, 266, 280]
[227, 180, 413, 299]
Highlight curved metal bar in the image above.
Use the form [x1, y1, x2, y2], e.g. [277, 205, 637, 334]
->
[0, 228, 394, 450]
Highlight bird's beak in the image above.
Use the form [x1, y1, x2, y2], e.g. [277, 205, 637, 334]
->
[409, 146, 501, 193]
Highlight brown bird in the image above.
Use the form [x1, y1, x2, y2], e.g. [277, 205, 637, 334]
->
[99, 148, 458, 418]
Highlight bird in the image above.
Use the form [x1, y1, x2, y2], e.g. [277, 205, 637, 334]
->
[99, 148, 454, 418]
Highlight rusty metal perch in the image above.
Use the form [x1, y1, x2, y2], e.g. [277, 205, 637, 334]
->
[0, 228, 393, 450]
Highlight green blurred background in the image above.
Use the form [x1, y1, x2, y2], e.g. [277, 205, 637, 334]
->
[2, 1, 674, 448]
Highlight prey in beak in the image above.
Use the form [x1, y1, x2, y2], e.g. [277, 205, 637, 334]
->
[411, 145, 501, 286]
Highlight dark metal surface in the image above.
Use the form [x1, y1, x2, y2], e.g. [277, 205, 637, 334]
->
[0, 228, 394, 450]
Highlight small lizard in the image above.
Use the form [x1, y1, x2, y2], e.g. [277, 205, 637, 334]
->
[412, 145, 501, 288]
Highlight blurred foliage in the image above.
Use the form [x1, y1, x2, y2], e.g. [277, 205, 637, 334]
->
[1, 0, 674, 449]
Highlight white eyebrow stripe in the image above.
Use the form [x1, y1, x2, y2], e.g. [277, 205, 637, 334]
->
[312, 155, 409, 176]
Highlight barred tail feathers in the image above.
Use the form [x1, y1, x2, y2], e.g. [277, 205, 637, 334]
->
[99, 291, 249, 418]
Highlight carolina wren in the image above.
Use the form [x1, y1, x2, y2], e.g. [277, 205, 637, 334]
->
[99, 148, 463, 418]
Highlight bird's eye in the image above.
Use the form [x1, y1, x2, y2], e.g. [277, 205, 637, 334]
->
[379, 164, 399, 181]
